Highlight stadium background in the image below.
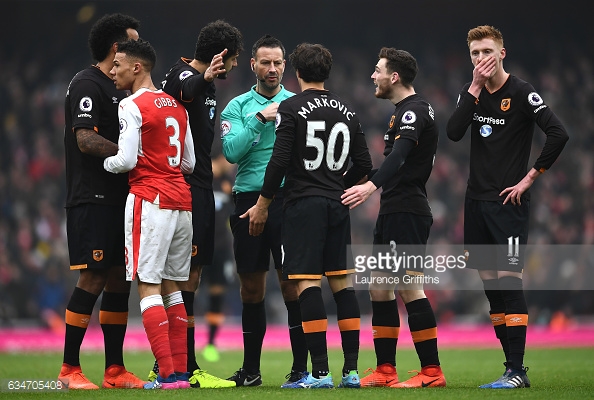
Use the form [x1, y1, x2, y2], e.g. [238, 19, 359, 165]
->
[0, 0, 592, 338]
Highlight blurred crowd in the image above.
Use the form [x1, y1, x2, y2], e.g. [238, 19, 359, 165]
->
[1, 10, 593, 329]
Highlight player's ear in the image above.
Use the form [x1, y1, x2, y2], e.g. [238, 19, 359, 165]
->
[391, 71, 399, 84]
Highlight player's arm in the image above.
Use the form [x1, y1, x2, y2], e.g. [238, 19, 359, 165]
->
[75, 128, 119, 157]
[104, 101, 140, 173]
[343, 122, 372, 188]
[180, 49, 228, 101]
[446, 86, 475, 142]
[181, 114, 196, 174]
[342, 138, 415, 209]
[220, 100, 270, 163]
[500, 97, 569, 205]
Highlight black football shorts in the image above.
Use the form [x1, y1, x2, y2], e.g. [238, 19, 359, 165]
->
[66, 203, 125, 270]
[282, 196, 351, 280]
[229, 191, 283, 274]
[464, 197, 529, 272]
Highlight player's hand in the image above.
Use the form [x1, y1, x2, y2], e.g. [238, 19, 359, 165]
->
[240, 204, 269, 236]
[204, 48, 228, 82]
[500, 168, 541, 205]
[341, 181, 377, 210]
[475, 56, 496, 81]
[468, 55, 496, 96]
[500, 172, 538, 205]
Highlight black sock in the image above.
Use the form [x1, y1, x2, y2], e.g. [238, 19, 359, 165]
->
[406, 298, 440, 367]
[334, 288, 360, 374]
[100, 291, 129, 368]
[181, 291, 199, 371]
[242, 300, 266, 374]
[63, 287, 98, 366]
[371, 299, 399, 366]
[285, 300, 308, 372]
[299, 286, 328, 378]
[483, 279, 509, 361]
[499, 276, 528, 371]
[207, 293, 224, 345]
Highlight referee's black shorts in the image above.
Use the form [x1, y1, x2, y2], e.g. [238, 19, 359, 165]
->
[464, 197, 530, 272]
[229, 191, 283, 274]
[282, 196, 351, 280]
[66, 203, 125, 270]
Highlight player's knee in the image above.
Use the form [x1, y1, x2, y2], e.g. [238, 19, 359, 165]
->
[279, 280, 299, 301]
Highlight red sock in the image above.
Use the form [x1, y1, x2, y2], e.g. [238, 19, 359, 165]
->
[166, 303, 188, 373]
[142, 303, 174, 378]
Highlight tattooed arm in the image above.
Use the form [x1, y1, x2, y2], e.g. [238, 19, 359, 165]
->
[75, 128, 118, 157]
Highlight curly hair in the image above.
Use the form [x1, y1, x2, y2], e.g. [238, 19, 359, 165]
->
[288, 43, 332, 83]
[378, 47, 418, 88]
[194, 20, 244, 62]
[88, 13, 140, 62]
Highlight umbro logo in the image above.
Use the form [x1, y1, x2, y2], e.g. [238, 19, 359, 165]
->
[509, 317, 523, 323]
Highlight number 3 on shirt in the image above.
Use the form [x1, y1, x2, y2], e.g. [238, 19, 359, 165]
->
[166, 116, 181, 167]
[303, 120, 350, 171]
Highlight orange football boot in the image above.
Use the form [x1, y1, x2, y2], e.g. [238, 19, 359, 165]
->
[390, 365, 446, 388]
[102, 364, 146, 388]
[360, 363, 398, 387]
[58, 364, 99, 389]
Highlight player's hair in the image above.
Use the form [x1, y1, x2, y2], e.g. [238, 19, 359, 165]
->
[117, 38, 157, 71]
[467, 25, 504, 48]
[289, 43, 332, 83]
[194, 20, 244, 62]
[88, 13, 140, 62]
[378, 47, 418, 88]
[252, 34, 286, 59]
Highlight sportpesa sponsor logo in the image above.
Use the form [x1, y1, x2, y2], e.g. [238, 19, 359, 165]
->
[473, 113, 505, 125]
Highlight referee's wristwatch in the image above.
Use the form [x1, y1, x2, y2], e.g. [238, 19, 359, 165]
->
[255, 112, 266, 124]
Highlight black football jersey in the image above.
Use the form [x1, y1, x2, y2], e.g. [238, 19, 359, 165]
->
[377, 94, 438, 217]
[162, 58, 216, 189]
[64, 66, 129, 207]
[261, 89, 372, 205]
[447, 75, 568, 201]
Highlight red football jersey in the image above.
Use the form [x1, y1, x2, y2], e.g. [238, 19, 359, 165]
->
[104, 89, 195, 210]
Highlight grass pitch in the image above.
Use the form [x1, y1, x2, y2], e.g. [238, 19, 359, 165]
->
[1, 348, 593, 399]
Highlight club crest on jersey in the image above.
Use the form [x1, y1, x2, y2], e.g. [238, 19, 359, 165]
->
[179, 70, 193, 81]
[119, 118, 128, 133]
[93, 249, 104, 262]
[401, 110, 416, 124]
[220, 120, 231, 137]
[528, 92, 543, 106]
[479, 124, 492, 137]
[79, 97, 93, 112]
[501, 98, 511, 112]
[389, 115, 395, 129]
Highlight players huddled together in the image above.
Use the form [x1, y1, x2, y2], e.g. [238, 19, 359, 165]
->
[59, 12, 568, 391]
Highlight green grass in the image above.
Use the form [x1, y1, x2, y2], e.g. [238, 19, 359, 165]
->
[1, 348, 593, 399]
